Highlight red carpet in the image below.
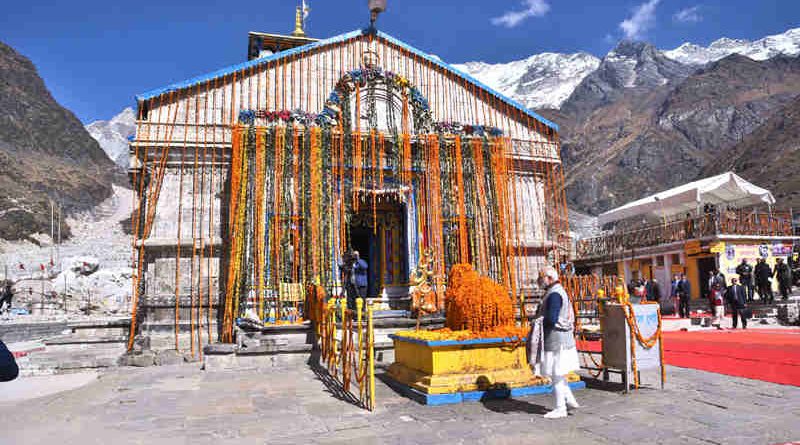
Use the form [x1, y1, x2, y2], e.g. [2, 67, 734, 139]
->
[579, 329, 800, 386]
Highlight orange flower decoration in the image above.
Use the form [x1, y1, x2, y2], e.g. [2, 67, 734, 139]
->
[444, 264, 515, 333]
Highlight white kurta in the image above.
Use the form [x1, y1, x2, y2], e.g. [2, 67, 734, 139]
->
[540, 345, 580, 377]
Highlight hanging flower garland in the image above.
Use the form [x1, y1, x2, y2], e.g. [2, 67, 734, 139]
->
[239, 109, 318, 126]
[433, 121, 504, 137]
[319, 67, 433, 131]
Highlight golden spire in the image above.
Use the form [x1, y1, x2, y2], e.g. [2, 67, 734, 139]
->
[292, 6, 306, 37]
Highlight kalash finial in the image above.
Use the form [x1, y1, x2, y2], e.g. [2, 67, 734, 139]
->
[368, 0, 387, 29]
[292, 5, 306, 37]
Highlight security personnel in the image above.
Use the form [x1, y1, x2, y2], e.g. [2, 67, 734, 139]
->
[677, 274, 692, 318]
[735, 259, 754, 303]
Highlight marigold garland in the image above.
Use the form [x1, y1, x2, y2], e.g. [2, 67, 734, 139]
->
[444, 263, 514, 333]
[623, 300, 665, 389]
[394, 326, 528, 342]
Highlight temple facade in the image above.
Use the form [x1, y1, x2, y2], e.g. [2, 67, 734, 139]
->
[128, 27, 570, 349]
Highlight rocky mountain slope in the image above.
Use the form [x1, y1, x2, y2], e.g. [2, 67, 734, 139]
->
[85, 107, 136, 169]
[0, 41, 123, 241]
[559, 40, 694, 119]
[551, 50, 800, 215]
[704, 95, 800, 207]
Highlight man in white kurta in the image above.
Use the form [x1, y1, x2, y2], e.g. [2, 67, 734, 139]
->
[537, 267, 580, 419]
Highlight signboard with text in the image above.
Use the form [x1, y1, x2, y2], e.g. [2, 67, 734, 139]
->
[602, 304, 662, 371]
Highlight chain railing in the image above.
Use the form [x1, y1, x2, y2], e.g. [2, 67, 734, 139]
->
[315, 297, 376, 411]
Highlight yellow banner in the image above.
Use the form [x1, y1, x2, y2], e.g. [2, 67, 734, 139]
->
[709, 241, 726, 254]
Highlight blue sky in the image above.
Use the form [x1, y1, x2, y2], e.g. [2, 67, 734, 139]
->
[2, 0, 798, 123]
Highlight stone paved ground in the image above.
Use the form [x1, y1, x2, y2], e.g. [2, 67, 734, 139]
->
[1, 362, 798, 445]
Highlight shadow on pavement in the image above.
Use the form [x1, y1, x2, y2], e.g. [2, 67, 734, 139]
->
[306, 349, 363, 408]
[480, 397, 549, 414]
[582, 376, 638, 393]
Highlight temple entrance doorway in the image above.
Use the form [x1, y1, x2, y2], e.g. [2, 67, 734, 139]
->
[349, 200, 408, 299]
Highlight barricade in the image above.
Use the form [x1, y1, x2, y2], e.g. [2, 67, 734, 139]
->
[317, 297, 376, 411]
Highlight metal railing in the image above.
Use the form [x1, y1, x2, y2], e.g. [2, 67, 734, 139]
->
[313, 296, 376, 411]
[576, 209, 794, 260]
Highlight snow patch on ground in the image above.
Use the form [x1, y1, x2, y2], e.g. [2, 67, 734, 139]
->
[0, 185, 135, 315]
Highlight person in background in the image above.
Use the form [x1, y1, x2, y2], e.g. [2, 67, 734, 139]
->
[713, 269, 727, 289]
[627, 278, 639, 298]
[677, 274, 692, 318]
[725, 277, 748, 329]
[710, 282, 725, 329]
[706, 271, 717, 299]
[755, 258, 774, 304]
[536, 267, 580, 419]
[774, 257, 793, 301]
[0, 340, 19, 382]
[629, 279, 646, 304]
[670, 274, 680, 315]
[735, 259, 754, 303]
[646, 278, 662, 303]
[351, 250, 369, 303]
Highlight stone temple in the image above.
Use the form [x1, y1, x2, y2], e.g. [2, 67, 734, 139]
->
[128, 21, 571, 351]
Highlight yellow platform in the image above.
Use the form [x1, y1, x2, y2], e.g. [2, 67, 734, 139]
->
[387, 335, 575, 395]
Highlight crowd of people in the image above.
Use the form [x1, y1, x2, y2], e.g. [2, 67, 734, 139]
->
[665, 257, 795, 328]
[622, 257, 794, 328]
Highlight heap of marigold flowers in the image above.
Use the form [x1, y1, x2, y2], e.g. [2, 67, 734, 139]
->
[445, 264, 514, 332]
[395, 326, 528, 341]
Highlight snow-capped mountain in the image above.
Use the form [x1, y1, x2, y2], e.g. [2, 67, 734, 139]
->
[453, 27, 799, 112]
[86, 107, 136, 169]
[453, 52, 600, 110]
[559, 40, 694, 118]
[664, 27, 800, 66]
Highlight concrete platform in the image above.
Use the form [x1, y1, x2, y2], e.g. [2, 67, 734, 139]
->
[385, 377, 586, 406]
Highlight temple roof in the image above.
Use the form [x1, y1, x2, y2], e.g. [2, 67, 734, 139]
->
[135, 28, 558, 131]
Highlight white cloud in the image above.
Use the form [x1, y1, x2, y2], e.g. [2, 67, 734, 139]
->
[491, 0, 551, 28]
[619, 0, 660, 40]
[673, 5, 702, 23]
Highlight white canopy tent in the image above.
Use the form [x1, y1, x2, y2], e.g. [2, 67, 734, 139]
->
[598, 172, 776, 226]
